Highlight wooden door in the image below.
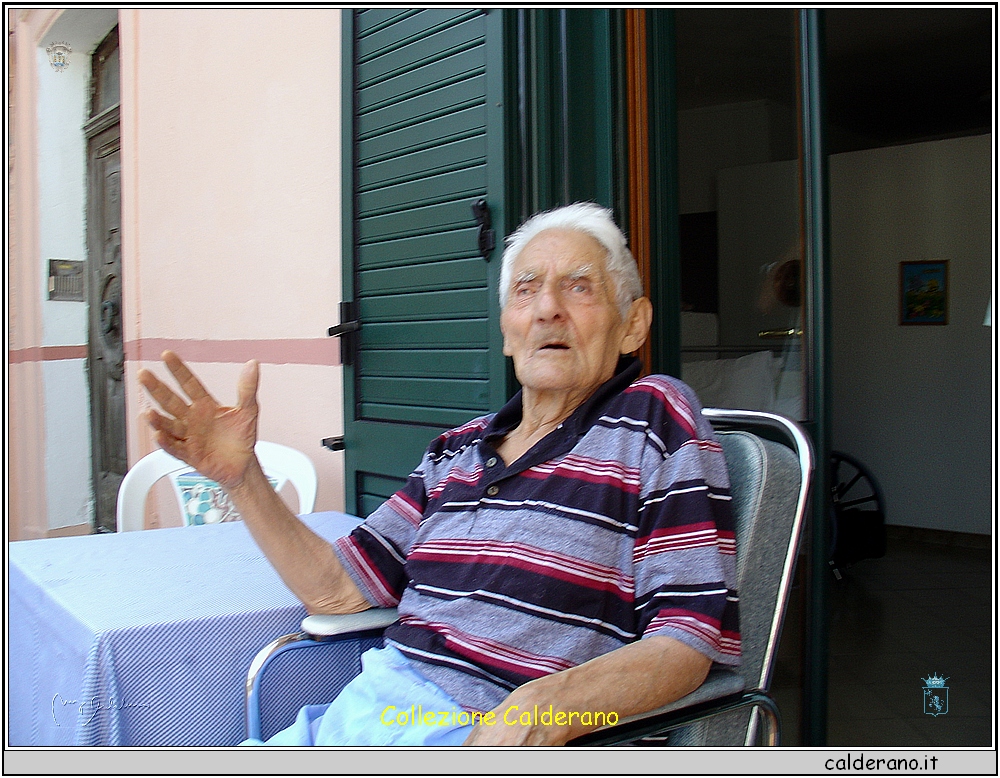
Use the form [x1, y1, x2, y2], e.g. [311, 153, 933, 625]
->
[86, 28, 125, 532]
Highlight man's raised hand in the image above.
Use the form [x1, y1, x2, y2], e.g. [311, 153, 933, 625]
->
[137, 351, 261, 489]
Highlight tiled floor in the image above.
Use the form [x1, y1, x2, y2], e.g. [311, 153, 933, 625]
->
[771, 531, 993, 747]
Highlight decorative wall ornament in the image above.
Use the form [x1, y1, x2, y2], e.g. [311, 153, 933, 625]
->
[900, 260, 948, 325]
[46, 42, 72, 72]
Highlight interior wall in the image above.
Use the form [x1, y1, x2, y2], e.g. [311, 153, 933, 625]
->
[718, 134, 992, 535]
[829, 135, 992, 535]
[678, 99, 795, 214]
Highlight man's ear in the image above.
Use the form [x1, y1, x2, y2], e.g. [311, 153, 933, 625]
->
[619, 297, 653, 355]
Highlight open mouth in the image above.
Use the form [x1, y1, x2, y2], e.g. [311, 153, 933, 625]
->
[539, 342, 570, 351]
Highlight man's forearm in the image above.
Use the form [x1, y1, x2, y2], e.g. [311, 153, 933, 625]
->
[465, 636, 712, 746]
[226, 459, 370, 615]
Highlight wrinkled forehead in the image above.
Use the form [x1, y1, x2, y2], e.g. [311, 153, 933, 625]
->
[511, 228, 611, 279]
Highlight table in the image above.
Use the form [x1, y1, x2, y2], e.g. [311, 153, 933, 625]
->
[8, 511, 362, 747]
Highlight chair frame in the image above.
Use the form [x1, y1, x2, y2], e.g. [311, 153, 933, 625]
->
[573, 408, 812, 746]
[116, 441, 317, 531]
[245, 408, 812, 746]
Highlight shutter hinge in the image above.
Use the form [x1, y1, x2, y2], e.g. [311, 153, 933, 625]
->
[328, 301, 359, 366]
[322, 436, 346, 452]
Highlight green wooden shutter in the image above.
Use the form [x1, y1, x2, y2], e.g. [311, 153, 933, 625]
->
[341, 9, 508, 516]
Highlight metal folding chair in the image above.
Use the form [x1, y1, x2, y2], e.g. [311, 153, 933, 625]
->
[245, 408, 812, 746]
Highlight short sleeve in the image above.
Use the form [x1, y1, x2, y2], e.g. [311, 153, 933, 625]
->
[627, 376, 741, 666]
[332, 471, 427, 608]
[332, 415, 493, 609]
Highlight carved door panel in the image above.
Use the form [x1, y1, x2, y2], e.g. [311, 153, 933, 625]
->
[86, 28, 125, 532]
[87, 121, 124, 532]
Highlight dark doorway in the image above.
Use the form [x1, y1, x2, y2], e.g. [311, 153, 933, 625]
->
[86, 26, 125, 532]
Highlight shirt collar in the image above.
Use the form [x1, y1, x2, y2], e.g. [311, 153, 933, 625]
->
[484, 356, 642, 442]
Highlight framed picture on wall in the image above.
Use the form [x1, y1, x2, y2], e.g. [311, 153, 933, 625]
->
[900, 260, 948, 325]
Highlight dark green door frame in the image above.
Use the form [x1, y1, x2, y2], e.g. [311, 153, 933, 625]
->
[644, 10, 681, 379]
[510, 8, 682, 381]
[505, 8, 618, 397]
[509, 9, 616, 223]
[799, 8, 831, 747]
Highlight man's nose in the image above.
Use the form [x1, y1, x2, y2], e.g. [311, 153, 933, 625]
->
[531, 280, 566, 320]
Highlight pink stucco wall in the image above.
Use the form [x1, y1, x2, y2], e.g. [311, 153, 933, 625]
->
[8, 9, 57, 539]
[120, 9, 346, 525]
[8, 9, 348, 537]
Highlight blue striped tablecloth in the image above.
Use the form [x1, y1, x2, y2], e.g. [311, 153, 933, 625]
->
[8, 511, 363, 746]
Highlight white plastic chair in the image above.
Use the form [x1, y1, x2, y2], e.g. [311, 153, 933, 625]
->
[116, 441, 317, 532]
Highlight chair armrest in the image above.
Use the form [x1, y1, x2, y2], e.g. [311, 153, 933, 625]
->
[245, 608, 399, 741]
[615, 667, 746, 723]
[301, 608, 399, 639]
[566, 668, 782, 747]
[568, 688, 779, 747]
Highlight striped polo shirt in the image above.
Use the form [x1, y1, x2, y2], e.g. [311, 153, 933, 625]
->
[333, 357, 740, 713]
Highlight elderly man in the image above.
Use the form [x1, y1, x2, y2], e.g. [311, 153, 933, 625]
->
[139, 203, 739, 746]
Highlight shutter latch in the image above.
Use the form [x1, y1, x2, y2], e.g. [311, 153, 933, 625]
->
[472, 198, 495, 261]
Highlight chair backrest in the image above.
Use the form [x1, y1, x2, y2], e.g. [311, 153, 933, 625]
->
[116, 441, 318, 531]
[704, 408, 812, 695]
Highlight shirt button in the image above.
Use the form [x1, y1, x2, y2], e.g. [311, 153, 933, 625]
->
[485, 457, 498, 468]
[486, 485, 499, 496]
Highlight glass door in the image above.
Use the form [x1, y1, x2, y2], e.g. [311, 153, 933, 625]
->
[668, 8, 830, 746]
[673, 8, 806, 421]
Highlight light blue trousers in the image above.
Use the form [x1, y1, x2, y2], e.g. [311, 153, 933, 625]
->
[242, 644, 475, 746]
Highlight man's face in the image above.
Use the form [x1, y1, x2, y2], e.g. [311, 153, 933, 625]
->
[500, 228, 631, 400]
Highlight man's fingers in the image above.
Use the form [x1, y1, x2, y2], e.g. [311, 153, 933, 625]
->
[145, 408, 186, 441]
[162, 350, 215, 403]
[146, 411, 190, 462]
[151, 428, 189, 464]
[236, 360, 260, 412]
[138, 367, 192, 420]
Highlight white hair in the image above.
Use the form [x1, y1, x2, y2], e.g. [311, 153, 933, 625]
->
[498, 203, 643, 319]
